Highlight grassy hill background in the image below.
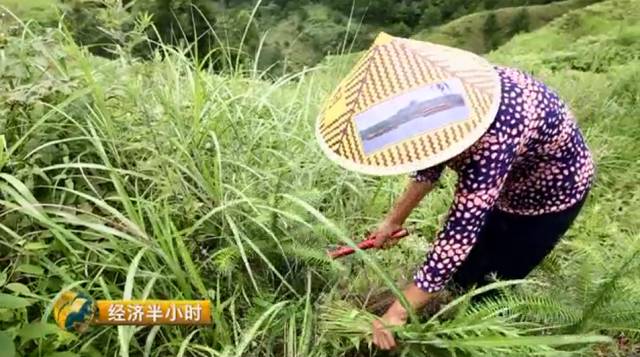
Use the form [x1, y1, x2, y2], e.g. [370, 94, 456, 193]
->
[490, 0, 640, 72]
[413, 0, 602, 54]
[0, 0, 58, 23]
[0, 0, 639, 356]
[2, 0, 606, 74]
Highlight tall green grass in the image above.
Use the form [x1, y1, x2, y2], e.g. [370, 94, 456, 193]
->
[1, 0, 639, 356]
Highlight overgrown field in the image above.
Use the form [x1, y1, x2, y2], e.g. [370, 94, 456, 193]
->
[0, 0, 639, 356]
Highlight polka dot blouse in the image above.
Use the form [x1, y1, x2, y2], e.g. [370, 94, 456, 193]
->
[411, 66, 595, 293]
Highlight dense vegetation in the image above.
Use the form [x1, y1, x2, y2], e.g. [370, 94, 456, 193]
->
[2, 0, 602, 75]
[1, 0, 639, 356]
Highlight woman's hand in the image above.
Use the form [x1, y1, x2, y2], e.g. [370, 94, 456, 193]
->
[372, 302, 408, 350]
[370, 220, 404, 249]
[371, 283, 436, 350]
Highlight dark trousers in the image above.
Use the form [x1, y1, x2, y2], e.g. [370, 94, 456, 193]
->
[450, 194, 588, 292]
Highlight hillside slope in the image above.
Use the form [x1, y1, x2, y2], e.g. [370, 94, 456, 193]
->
[412, 0, 603, 54]
[0, 0, 58, 23]
[312, 2, 640, 355]
[0, 0, 639, 356]
[0, 0, 593, 74]
[318, 0, 634, 79]
[489, 0, 640, 73]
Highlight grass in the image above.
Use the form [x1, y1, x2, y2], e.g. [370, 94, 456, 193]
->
[1, 0, 56, 12]
[259, 0, 601, 72]
[319, 0, 609, 73]
[0, 0, 639, 356]
[413, 0, 603, 54]
[0, 0, 58, 24]
[489, 0, 640, 72]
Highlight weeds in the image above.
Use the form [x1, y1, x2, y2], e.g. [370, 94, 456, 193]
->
[0, 0, 639, 356]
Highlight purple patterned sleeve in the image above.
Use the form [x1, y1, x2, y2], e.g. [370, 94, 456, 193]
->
[410, 66, 595, 292]
[413, 128, 524, 293]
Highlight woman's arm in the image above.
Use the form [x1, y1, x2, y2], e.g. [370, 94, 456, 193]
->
[371, 179, 435, 247]
[373, 131, 525, 350]
[370, 178, 439, 350]
[386, 179, 435, 225]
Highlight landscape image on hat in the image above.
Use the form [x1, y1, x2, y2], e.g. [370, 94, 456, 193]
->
[355, 78, 470, 156]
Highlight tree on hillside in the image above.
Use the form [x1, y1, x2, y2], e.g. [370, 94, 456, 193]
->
[508, 8, 531, 36]
[365, 0, 395, 23]
[440, 0, 467, 20]
[483, 12, 501, 51]
[484, 0, 499, 9]
[388, 21, 412, 37]
[419, 5, 443, 28]
[396, 2, 424, 27]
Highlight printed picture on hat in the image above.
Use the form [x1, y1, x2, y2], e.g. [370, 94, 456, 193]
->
[355, 78, 470, 156]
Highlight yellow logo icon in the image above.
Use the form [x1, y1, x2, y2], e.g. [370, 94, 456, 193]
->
[53, 291, 211, 333]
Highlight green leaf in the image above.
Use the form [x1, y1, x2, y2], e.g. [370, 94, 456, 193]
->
[24, 243, 49, 250]
[0, 309, 15, 322]
[349, 336, 361, 349]
[75, 344, 101, 357]
[0, 293, 32, 309]
[16, 264, 44, 276]
[0, 330, 16, 357]
[17, 322, 61, 344]
[5, 283, 31, 296]
[448, 334, 612, 348]
[0, 272, 6, 287]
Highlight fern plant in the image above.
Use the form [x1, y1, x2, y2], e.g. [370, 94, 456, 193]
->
[317, 281, 611, 357]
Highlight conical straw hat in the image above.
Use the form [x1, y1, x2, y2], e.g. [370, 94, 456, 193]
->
[315, 32, 502, 176]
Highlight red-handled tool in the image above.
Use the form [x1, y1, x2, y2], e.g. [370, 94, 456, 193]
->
[327, 228, 410, 259]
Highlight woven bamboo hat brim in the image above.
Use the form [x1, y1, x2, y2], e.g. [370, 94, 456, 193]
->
[315, 32, 502, 176]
